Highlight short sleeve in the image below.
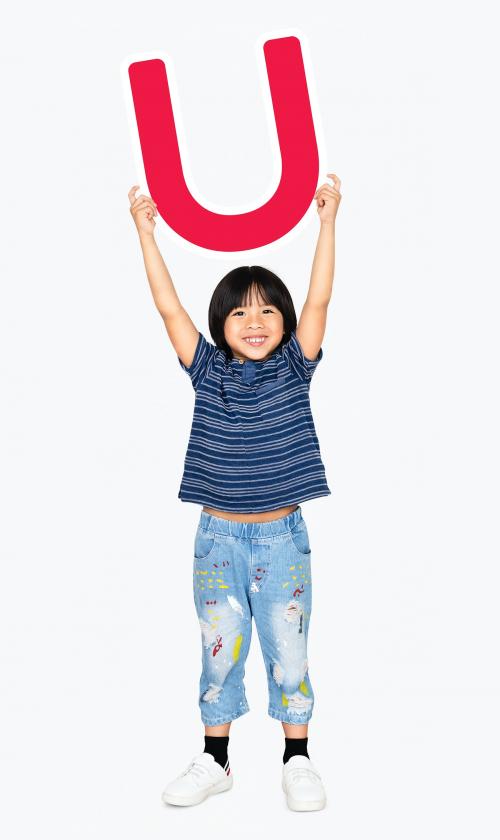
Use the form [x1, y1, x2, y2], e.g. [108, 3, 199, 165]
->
[178, 331, 218, 391]
[282, 329, 323, 382]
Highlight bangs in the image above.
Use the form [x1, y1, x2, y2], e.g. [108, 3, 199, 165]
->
[239, 278, 274, 309]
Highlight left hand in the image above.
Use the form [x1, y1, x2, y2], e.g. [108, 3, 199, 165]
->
[314, 173, 342, 223]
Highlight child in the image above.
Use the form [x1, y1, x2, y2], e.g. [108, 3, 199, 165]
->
[128, 175, 342, 811]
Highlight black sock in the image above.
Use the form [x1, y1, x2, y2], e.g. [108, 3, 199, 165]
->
[283, 736, 309, 764]
[204, 735, 230, 773]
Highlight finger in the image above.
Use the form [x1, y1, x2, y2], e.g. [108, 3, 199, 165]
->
[134, 203, 158, 218]
[314, 187, 333, 200]
[131, 196, 156, 212]
[320, 187, 340, 199]
[315, 193, 338, 208]
[128, 185, 141, 205]
[131, 194, 153, 206]
[315, 180, 338, 193]
[131, 201, 158, 217]
[131, 193, 157, 206]
[314, 182, 330, 194]
[130, 199, 151, 214]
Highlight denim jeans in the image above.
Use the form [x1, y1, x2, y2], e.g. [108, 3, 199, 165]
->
[192, 505, 314, 726]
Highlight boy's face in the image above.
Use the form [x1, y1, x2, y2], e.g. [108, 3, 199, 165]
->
[224, 288, 285, 362]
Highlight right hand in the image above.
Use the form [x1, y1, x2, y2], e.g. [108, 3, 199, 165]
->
[128, 185, 158, 236]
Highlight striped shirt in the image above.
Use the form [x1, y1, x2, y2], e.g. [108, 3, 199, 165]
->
[177, 330, 331, 512]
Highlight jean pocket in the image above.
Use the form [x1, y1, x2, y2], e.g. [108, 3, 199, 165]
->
[194, 528, 217, 561]
[289, 521, 311, 557]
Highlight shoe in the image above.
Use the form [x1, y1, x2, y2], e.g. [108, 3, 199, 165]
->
[161, 752, 233, 807]
[282, 754, 327, 811]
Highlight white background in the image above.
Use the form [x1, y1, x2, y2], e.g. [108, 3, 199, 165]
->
[1, 0, 499, 837]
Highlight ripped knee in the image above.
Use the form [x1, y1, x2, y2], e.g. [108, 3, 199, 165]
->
[271, 658, 309, 695]
[271, 655, 313, 713]
[202, 684, 223, 704]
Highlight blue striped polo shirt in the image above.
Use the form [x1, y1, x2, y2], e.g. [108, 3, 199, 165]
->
[177, 329, 331, 512]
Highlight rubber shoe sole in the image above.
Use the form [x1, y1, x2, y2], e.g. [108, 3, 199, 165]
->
[162, 772, 233, 807]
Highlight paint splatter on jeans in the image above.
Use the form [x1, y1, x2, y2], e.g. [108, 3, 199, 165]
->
[192, 505, 314, 726]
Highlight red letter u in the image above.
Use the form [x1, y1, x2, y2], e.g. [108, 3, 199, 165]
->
[127, 36, 319, 252]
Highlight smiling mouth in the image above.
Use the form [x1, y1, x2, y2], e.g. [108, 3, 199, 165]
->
[243, 336, 267, 346]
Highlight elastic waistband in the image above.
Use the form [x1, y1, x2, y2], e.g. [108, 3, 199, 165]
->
[198, 505, 303, 538]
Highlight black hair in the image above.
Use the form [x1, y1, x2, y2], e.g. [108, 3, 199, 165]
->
[208, 265, 297, 358]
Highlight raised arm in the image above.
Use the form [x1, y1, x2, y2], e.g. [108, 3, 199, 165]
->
[128, 185, 199, 368]
[296, 174, 342, 360]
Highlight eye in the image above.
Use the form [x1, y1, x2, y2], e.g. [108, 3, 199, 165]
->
[231, 308, 274, 316]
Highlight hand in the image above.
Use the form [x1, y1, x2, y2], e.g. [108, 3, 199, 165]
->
[128, 185, 158, 236]
[314, 173, 342, 224]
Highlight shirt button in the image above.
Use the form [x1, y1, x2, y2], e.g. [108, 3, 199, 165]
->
[239, 359, 244, 364]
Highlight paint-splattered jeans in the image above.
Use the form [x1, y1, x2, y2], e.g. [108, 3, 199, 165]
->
[193, 505, 314, 726]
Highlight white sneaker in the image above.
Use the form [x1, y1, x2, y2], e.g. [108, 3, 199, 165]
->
[161, 752, 233, 807]
[282, 754, 327, 811]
